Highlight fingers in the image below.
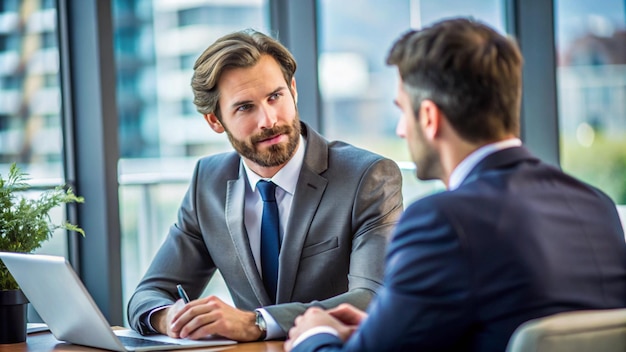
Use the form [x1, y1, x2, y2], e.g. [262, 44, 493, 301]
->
[327, 303, 366, 325]
[284, 337, 294, 351]
[170, 296, 260, 341]
[327, 303, 357, 316]
[170, 296, 221, 338]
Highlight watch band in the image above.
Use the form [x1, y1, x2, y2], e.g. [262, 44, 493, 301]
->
[254, 310, 267, 340]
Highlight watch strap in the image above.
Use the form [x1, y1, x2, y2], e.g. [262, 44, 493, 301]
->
[254, 310, 267, 340]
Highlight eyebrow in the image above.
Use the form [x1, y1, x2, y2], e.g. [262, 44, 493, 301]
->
[229, 87, 287, 110]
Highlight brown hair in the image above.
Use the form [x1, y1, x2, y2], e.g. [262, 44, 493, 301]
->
[191, 29, 297, 119]
[386, 18, 523, 142]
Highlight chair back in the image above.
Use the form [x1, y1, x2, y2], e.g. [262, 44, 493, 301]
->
[506, 309, 626, 352]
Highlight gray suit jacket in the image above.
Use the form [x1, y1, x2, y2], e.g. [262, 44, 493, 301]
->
[127, 122, 404, 334]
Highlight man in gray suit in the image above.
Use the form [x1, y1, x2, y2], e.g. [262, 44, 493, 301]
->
[127, 29, 403, 342]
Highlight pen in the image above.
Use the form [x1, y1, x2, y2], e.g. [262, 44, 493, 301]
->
[176, 284, 190, 303]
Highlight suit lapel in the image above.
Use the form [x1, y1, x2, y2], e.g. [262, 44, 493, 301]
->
[225, 166, 271, 305]
[277, 123, 329, 303]
[278, 170, 327, 303]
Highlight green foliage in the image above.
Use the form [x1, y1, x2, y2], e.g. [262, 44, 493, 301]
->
[0, 163, 84, 290]
[561, 135, 626, 205]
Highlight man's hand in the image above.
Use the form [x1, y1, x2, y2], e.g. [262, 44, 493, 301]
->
[327, 303, 368, 327]
[285, 306, 359, 351]
[152, 296, 263, 342]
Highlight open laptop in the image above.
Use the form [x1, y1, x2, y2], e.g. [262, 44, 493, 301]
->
[0, 252, 237, 351]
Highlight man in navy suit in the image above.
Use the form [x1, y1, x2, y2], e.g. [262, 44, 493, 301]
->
[284, 17, 626, 352]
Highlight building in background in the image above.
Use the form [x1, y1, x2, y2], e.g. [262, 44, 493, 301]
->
[0, 0, 267, 177]
[0, 0, 62, 178]
[112, 0, 267, 175]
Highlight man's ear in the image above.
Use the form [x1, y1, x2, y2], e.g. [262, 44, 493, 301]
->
[419, 100, 442, 141]
[290, 77, 298, 104]
[204, 113, 225, 133]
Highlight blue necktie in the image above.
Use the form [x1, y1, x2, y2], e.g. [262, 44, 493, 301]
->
[257, 180, 280, 302]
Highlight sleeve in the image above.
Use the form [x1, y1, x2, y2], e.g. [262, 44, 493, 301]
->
[292, 333, 345, 352]
[341, 198, 474, 351]
[126, 161, 218, 334]
[264, 158, 404, 335]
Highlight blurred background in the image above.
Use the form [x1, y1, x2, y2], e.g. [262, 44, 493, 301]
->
[0, 0, 624, 326]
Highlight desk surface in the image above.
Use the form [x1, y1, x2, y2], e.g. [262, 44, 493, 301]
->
[0, 331, 284, 352]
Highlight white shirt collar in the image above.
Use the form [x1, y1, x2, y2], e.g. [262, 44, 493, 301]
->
[448, 138, 522, 190]
[243, 134, 305, 195]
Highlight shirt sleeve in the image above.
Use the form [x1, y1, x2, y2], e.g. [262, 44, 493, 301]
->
[292, 326, 340, 348]
[143, 305, 170, 333]
[257, 307, 286, 339]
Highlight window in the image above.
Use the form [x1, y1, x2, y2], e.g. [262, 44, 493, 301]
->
[317, 0, 506, 203]
[555, 0, 626, 205]
[0, 2, 65, 186]
[0, 0, 67, 323]
[112, 0, 270, 325]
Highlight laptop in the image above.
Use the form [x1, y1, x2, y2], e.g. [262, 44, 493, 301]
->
[0, 252, 237, 351]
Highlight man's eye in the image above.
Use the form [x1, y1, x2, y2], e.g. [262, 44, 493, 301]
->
[237, 104, 253, 112]
[269, 92, 281, 101]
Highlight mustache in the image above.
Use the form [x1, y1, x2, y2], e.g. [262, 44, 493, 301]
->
[251, 124, 292, 144]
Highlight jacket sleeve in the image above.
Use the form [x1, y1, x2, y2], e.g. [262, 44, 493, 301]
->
[341, 198, 473, 351]
[126, 161, 218, 334]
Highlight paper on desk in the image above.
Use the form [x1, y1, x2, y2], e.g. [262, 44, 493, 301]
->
[115, 328, 238, 347]
[27, 323, 50, 334]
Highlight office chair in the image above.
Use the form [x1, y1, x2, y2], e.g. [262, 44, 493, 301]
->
[506, 308, 626, 352]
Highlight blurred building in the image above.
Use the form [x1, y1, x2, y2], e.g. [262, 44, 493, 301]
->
[0, 0, 266, 171]
[0, 0, 60, 166]
[558, 28, 626, 139]
[113, 0, 266, 163]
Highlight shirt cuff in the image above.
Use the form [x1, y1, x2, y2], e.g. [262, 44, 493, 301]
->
[256, 308, 286, 340]
[291, 326, 340, 349]
[144, 305, 170, 333]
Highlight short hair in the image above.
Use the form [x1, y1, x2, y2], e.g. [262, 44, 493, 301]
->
[191, 29, 297, 119]
[386, 18, 523, 142]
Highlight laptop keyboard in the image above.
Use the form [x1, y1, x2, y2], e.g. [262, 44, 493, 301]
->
[117, 335, 181, 348]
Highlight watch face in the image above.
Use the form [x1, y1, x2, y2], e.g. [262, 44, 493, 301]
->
[255, 312, 267, 331]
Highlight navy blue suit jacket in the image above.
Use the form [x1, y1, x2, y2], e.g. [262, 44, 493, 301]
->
[293, 146, 626, 352]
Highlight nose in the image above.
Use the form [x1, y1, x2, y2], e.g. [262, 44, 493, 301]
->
[396, 115, 407, 139]
[258, 104, 277, 129]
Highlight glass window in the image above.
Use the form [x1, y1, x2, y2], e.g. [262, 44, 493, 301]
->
[0, 0, 66, 223]
[112, 0, 270, 325]
[317, 0, 506, 203]
[0, 0, 67, 323]
[555, 0, 626, 206]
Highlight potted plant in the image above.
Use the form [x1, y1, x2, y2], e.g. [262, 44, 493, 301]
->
[0, 163, 84, 344]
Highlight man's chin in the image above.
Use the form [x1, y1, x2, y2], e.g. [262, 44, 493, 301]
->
[415, 168, 438, 181]
[250, 151, 290, 168]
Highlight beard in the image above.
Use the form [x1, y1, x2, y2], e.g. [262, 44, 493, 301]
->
[414, 144, 441, 181]
[412, 122, 442, 181]
[225, 116, 301, 168]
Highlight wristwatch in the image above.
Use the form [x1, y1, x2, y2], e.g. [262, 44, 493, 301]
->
[254, 310, 267, 340]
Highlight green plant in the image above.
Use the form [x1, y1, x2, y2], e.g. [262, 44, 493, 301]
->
[0, 163, 84, 290]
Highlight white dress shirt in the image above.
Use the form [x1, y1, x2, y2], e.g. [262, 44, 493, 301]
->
[448, 138, 522, 190]
[243, 135, 306, 339]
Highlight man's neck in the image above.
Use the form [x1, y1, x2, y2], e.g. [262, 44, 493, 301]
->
[445, 136, 522, 190]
